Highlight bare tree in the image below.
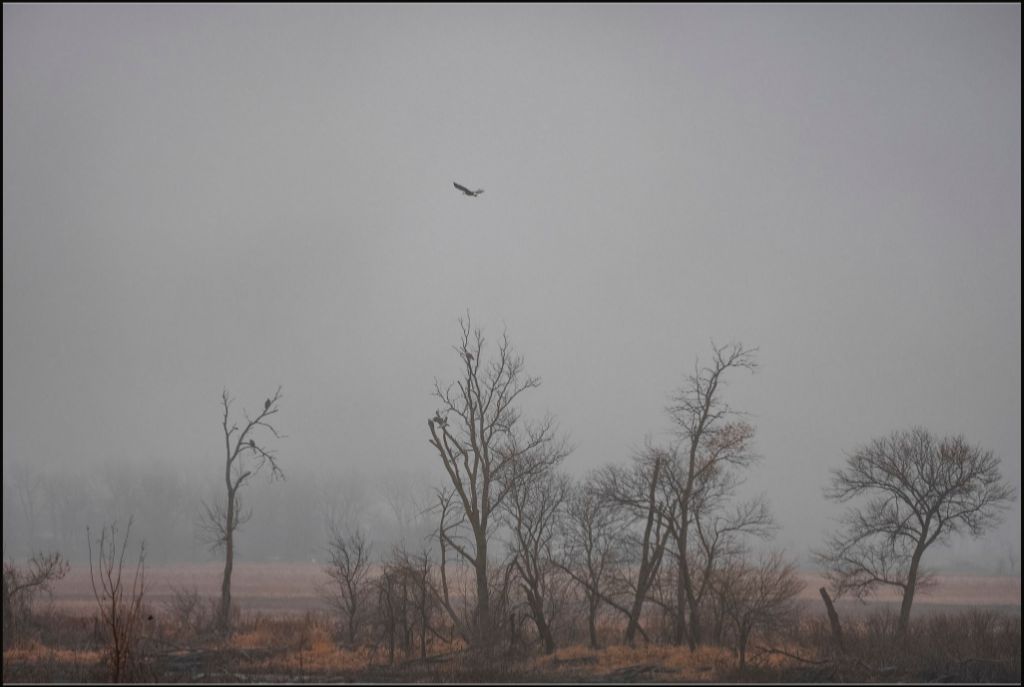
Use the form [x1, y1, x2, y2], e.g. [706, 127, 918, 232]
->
[816, 427, 1014, 637]
[594, 445, 674, 645]
[200, 387, 285, 634]
[88, 519, 147, 683]
[504, 467, 571, 654]
[2, 550, 69, 647]
[557, 480, 629, 649]
[713, 550, 804, 669]
[665, 341, 758, 649]
[390, 546, 441, 660]
[426, 316, 568, 648]
[322, 524, 373, 647]
[692, 494, 776, 644]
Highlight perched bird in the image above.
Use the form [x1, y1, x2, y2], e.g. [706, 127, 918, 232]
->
[249, 439, 256, 450]
[454, 182, 484, 197]
[264, 398, 271, 411]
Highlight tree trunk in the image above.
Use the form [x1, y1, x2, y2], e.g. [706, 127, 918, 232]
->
[897, 544, 926, 638]
[420, 599, 428, 660]
[587, 597, 600, 649]
[818, 587, 844, 653]
[474, 552, 491, 648]
[673, 546, 688, 646]
[684, 567, 701, 650]
[387, 620, 395, 665]
[679, 448, 699, 651]
[526, 592, 556, 654]
[737, 630, 748, 670]
[624, 593, 644, 646]
[673, 524, 700, 650]
[219, 491, 235, 634]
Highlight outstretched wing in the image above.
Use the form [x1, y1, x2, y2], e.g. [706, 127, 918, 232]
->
[453, 181, 473, 195]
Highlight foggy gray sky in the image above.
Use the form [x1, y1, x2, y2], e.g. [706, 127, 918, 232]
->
[4, 4, 1021, 566]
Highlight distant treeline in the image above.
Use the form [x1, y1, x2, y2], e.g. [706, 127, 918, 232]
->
[2, 456, 436, 564]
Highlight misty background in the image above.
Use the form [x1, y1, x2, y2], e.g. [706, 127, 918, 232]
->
[3, 4, 1020, 573]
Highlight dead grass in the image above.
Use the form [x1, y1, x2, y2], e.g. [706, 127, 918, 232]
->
[528, 642, 734, 681]
[3, 642, 103, 665]
[6, 568, 1020, 683]
[2, 641, 104, 683]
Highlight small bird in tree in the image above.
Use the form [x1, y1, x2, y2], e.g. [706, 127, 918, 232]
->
[249, 439, 257, 451]
[454, 182, 484, 197]
[264, 398, 271, 412]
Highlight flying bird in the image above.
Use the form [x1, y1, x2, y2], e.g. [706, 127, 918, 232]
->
[454, 182, 484, 197]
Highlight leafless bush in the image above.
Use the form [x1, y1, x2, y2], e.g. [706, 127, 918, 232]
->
[713, 550, 804, 669]
[88, 518, 147, 683]
[163, 584, 215, 639]
[373, 560, 402, 665]
[391, 547, 443, 660]
[2, 550, 69, 647]
[320, 524, 373, 647]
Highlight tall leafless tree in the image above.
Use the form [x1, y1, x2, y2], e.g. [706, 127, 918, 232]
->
[816, 427, 1014, 638]
[691, 494, 776, 644]
[594, 445, 674, 645]
[557, 480, 629, 649]
[505, 467, 571, 654]
[426, 316, 568, 648]
[664, 341, 758, 649]
[200, 387, 285, 634]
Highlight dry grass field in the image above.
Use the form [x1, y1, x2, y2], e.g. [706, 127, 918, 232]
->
[4, 562, 1020, 683]
[41, 561, 1023, 614]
